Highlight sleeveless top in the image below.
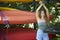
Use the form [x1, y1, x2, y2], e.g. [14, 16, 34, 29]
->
[37, 19, 47, 30]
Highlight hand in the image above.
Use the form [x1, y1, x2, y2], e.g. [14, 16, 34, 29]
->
[39, 1, 43, 4]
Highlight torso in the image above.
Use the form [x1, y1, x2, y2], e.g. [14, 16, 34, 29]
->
[37, 19, 47, 30]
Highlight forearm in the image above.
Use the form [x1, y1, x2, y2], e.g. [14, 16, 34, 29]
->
[42, 4, 49, 13]
[42, 4, 48, 11]
[36, 4, 42, 19]
[42, 4, 49, 20]
[36, 4, 42, 11]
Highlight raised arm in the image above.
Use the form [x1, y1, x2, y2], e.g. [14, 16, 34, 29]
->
[42, 4, 49, 20]
[36, 4, 42, 20]
[42, 4, 50, 27]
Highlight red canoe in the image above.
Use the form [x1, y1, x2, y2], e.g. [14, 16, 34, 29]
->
[0, 10, 53, 24]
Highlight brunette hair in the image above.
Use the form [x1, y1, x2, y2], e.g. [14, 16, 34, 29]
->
[39, 7, 47, 19]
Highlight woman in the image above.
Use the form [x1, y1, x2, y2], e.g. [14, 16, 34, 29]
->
[36, 2, 49, 40]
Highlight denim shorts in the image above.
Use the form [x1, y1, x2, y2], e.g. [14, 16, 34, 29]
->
[36, 29, 49, 40]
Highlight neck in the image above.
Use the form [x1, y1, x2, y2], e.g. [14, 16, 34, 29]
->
[41, 16, 44, 19]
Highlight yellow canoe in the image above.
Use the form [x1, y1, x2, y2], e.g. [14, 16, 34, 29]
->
[0, 7, 16, 10]
[0, 0, 40, 3]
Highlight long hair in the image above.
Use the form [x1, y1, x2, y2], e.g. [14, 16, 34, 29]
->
[39, 7, 47, 19]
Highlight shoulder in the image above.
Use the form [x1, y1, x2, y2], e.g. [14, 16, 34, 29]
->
[36, 19, 41, 23]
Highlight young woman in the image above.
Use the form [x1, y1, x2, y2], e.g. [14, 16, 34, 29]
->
[36, 2, 49, 40]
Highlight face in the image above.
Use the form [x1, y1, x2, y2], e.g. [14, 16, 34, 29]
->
[40, 11, 45, 16]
